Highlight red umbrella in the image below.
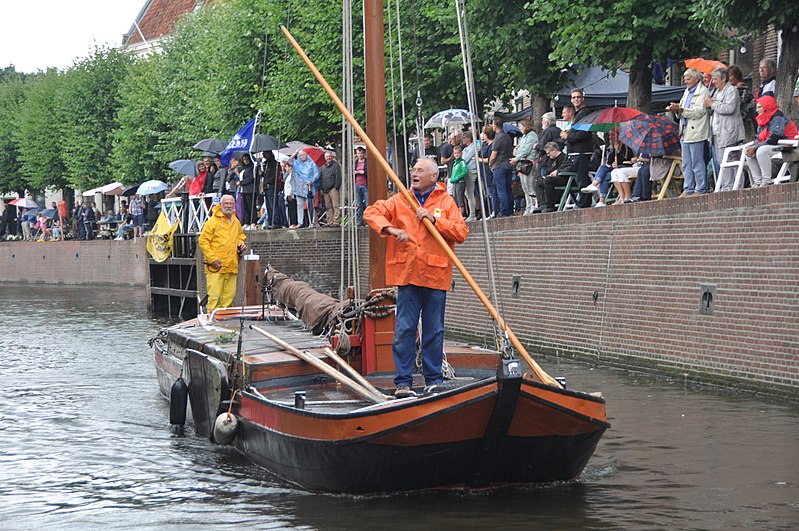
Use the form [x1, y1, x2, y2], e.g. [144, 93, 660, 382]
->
[280, 141, 328, 166]
[619, 113, 680, 156]
[572, 106, 644, 132]
[685, 58, 726, 75]
[9, 197, 39, 209]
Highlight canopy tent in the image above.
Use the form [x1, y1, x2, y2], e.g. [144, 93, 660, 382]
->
[499, 66, 685, 121]
[82, 186, 104, 197]
[554, 66, 684, 108]
[99, 182, 124, 195]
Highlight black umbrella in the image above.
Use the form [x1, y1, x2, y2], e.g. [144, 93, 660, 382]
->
[193, 138, 226, 154]
[122, 183, 141, 197]
[252, 134, 288, 152]
[168, 159, 197, 177]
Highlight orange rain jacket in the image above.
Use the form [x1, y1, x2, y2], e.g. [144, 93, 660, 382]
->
[364, 184, 469, 291]
[198, 204, 246, 274]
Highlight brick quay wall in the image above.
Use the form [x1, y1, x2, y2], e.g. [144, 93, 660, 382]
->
[3, 184, 797, 397]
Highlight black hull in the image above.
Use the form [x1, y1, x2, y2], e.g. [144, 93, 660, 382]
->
[235, 417, 605, 493]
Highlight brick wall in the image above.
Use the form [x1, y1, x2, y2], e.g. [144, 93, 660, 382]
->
[0, 240, 148, 286]
[4, 185, 798, 396]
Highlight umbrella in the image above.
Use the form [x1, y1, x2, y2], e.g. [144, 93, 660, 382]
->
[24, 207, 42, 217]
[685, 58, 726, 75]
[40, 208, 58, 219]
[10, 197, 39, 209]
[122, 183, 141, 197]
[136, 179, 169, 196]
[252, 134, 288, 152]
[193, 138, 226, 154]
[572, 106, 644, 132]
[279, 141, 327, 166]
[168, 159, 197, 177]
[503, 123, 522, 138]
[619, 113, 681, 156]
[424, 108, 473, 130]
[100, 182, 124, 195]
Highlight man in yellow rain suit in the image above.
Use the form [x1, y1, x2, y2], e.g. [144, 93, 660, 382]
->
[198, 194, 247, 311]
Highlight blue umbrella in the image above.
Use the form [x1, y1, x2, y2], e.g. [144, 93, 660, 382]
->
[136, 180, 169, 196]
[503, 123, 522, 138]
[40, 208, 58, 219]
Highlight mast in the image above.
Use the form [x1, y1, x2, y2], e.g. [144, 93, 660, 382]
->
[364, 0, 388, 290]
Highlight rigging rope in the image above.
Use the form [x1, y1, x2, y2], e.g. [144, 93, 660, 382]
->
[454, 0, 504, 353]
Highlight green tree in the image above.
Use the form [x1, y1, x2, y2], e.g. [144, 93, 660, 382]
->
[59, 47, 133, 190]
[15, 69, 69, 193]
[694, 1, 799, 117]
[527, 0, 722, 111]
[0, 69, 28, 195]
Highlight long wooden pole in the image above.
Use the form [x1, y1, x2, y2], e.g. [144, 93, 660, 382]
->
[278, 25, 560, 388]
[250, 324, 386, 403]
[324, 347, 389, 400]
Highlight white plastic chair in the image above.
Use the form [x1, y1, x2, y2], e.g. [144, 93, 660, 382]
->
[715, 142, 751, 192]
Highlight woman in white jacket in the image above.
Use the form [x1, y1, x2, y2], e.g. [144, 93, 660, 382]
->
[705, 67, 746, 191]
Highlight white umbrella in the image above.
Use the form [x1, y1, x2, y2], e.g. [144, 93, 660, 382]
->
[423, 108, 473, 130]
[136, 180, 169, 196]
[99, 182, 124, 195]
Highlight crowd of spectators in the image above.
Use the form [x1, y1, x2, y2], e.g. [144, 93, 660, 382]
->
[4, 61, 797, 240]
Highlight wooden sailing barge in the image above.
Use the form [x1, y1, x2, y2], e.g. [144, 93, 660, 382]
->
[152, 12, 608, 493]
[153, 269, 608, 492]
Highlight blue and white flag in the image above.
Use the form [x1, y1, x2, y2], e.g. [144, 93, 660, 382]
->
[220, 115, 258, 167]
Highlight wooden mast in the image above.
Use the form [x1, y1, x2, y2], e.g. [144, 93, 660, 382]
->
[363, 0, 387, 290]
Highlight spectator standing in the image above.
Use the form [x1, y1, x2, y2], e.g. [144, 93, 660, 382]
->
[704, 67, 746, 191]
[449, 145, 468, 217]
[354, 147, 368, 226]
[319, 151, 342, 226]
[489, 116, 515, 217]
[259, 150, 280, 228]
[236, 153, 258, 230]
[290, 150, 320, 227]
[729, 64, 755, 140]
[510, 117, 539, 215]
[130, 195, 145, 239]
[477, 126, 496, 218]
[757, 59, 776, 99]
[667, 68, 711, 195]
[561, 88, 594, 208]
[460, 131, 478, 221]
[188, 161, 207, 196]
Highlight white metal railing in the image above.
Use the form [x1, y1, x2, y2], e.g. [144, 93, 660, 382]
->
[161, 194, 216, 233]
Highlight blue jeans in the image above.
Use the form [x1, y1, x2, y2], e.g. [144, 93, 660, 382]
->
[393, 284, 447, 387]
[492, 167, 514, 217]
[355, 185, 368, 224]
[681, 141, 707, 194]
[595, 165, 612, 198]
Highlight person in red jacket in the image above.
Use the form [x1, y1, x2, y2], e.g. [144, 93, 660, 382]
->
[364, 158, 469, 397]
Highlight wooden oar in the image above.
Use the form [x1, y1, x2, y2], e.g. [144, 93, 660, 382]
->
[323, 347, 390, 401]
[279, 24, 561, 388]
[249, 324, 386, 404]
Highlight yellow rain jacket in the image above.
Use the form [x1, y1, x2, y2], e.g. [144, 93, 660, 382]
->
[198, 204, 246, 274]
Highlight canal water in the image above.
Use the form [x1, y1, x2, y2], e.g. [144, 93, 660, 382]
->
[0, 285, 796, 529]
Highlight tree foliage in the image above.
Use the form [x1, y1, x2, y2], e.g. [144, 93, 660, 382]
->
[0, 70, 28, 194]
[527, 0, 722, 111]
[694, 0, 799, 116]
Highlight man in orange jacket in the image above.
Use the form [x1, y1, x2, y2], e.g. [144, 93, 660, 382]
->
[364, 158, 469, 397]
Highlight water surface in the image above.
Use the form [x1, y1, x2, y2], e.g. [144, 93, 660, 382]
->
[0, 286, 796, 529]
